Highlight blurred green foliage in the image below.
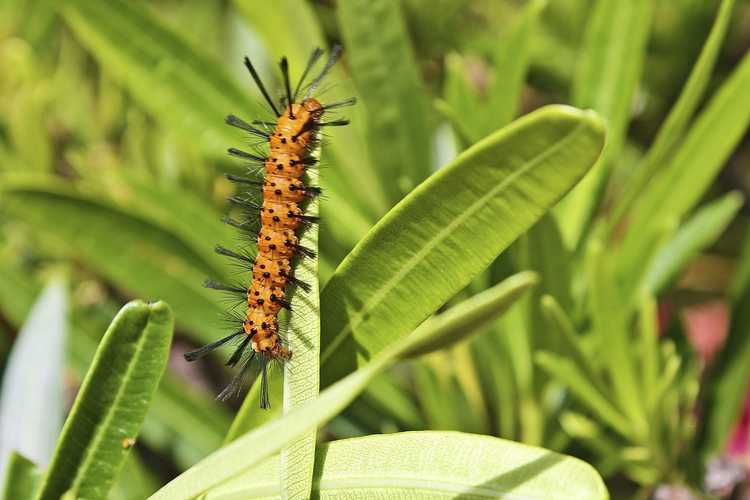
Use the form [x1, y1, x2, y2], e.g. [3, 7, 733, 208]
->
[1, 0, 750, 498]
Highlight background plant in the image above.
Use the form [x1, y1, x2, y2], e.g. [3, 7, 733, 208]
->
[0, 0, 749, 499]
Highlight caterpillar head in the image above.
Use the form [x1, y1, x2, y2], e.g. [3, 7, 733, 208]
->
[301, 98, 324, 120]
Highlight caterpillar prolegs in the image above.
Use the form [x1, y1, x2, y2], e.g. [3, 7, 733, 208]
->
[184, 47, 354, 408]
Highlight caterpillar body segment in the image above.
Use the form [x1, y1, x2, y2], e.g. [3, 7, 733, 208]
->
[184, 47, 350, 408]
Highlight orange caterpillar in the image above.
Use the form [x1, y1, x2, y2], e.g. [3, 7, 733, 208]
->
[184, 47, 354, 407]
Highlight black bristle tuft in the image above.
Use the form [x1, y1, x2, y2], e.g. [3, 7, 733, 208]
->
[184, 330, 243, 362]
[295, 244, 316, 259]
[287, 274, 312, 293]
[227, 148, 266, 163]
[215, 245, 254, 263]
[243, 56, 280, 117]
[226, 337, 252, 368]
[226, 115, 269, 138]
[294, 48, 324, 101]
[204, 279, 247, 295]
[280, 57, 295, 118]
[259, 357, 270, 409]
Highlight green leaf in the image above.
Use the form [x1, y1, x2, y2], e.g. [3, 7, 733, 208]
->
[338, 0, 432, 199]
[440, 0, 543, 147]
[34, 300, 173, 500]
[1, 452, 40, 500]
[0, 279, 66, 479]
[0, 175, 222, 344]
[150, 272, 535, 499]
[205, 432, 608, 499]
[59, 0, 262, 160]
[587, 238, 645, 432]
[535, 351, 632, 440]
[640, 191, 743, 296]
[618, 50, 750, 279]
[0, 252, 229, 469]
[609, 0, 737, 228]
[280, 146, 321, 500]
[402, 271, 538, 358]
[540, 295, 603, 394]
[556, 0, 652, 247]
[320, 105, 605, 387]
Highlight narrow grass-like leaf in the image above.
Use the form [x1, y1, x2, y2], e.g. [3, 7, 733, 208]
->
[557, 0, 652, 247]
[0, 280, 66, 482]
[640, 191, 743, 296]
[338, 0, 432, 199]
[535, 352, 632, 439]
[1, 452, 40, 500]
[205, 432, 608, 499]
[59, 0, 262, 160]
[540, 295, 604, 394]
[618, 51, 750, 278]
[483, 0, 544, 130]
[403, 271, 538, 358]
[440, 0, 543, 148]
[319, 105, 605, 387]
[280, 148, 321, 500]
[609, 0, 736, 228]
[150, 272, 534, 498]
[35, 301, 173, 500]
[588, 239, 645, 431]
[637, 295, 660, 414]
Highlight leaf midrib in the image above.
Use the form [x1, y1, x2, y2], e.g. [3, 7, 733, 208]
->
[214, 474, 600, 500]
[321, 120, 589, 363]
[68, 312, 154, 495]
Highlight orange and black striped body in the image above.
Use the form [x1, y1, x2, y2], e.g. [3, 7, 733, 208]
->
[183, 48, 353, 407]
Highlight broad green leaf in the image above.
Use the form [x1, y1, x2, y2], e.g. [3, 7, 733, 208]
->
[698, 283, 750, 458]
[1, 452, 40, 500]
[618, 51, 750, 279]
[640, 191, 743, 296]
[0, 175, 222, 344]
[233, 0, 389, 220]
[59, 0, 262, 161]
[280, 147, 321, 500]
[224, 272, 536, 444]
[35, 301, 173, 500]
[206, 432, 608, 499]
[557, 0, 652, 247]
[338, 0, 432, 199]
[150, 272, 534, 499]
[319, 105, 605, 387]
[609, 0, 736, 228]
[0, 280, 66, 481]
